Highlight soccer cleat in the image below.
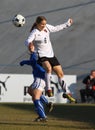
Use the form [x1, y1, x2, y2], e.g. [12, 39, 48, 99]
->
[47, 102, 54, 112]
[46, 89, 53, 97]
[34, 117, 47, 122]
[63, 93, 77, 103]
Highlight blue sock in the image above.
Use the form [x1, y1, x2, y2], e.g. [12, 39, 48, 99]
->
[34, 99, 46, 118]
[40, 95, 48, 104]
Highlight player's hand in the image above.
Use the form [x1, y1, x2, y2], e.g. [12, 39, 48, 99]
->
[67, 18, 73, 26]
[28, 42, 35, 53]
[20, 61, 24, 66]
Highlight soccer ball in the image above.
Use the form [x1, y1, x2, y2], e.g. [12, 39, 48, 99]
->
[12, 14, 25, 27]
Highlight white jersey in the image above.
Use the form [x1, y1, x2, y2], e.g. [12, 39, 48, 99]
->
[25, 20, 71, 58]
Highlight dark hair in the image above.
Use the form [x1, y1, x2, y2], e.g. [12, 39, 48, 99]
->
[91, 70, 95, 74]
[30, 16, 47, 32]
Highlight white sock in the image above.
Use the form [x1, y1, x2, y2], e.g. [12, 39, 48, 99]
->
[45, 73, 52, 90]
[58, 77, 66, 91]
[58, 77, 70, 93]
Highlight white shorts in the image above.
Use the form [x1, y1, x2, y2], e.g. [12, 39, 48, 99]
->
[30, 78, 45, 91]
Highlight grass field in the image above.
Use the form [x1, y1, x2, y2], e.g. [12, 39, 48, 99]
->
[0, 103, 95, 130]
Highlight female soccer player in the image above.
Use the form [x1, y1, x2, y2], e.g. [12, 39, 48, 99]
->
[25, 16, 73, 96]
[20, 52, 53, 122]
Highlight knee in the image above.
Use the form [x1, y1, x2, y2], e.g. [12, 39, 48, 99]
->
[42, 62, 52, 73]
[46, 66, 52, 73]
[53, 65, 64, 78]
[58, 73, 64, 78]
[57, 71, 64, 78]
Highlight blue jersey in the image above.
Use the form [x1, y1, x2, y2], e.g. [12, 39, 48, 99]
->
[20, 52, 45, 79]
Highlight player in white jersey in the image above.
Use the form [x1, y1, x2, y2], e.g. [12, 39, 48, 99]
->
[25, 16, 73, 97]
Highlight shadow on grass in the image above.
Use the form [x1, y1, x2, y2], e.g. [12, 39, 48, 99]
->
[0, 121, 93, 129]
[1, 103, 34, 112]
[51, 104, 95, 127]
[1, 103, 95, 127]
[0, 121, 47, 127]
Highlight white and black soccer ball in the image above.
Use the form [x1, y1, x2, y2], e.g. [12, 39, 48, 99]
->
[12, 14, 25, 27]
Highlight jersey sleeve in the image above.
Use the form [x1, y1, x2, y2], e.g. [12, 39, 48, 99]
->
[20, 60, 31, 66]
[25, 30, 36, 46]
[46, 21, 71, 33]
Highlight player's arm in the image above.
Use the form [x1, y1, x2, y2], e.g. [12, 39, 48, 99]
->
[47, 18, 73, 32]
[20, 60, 31, 66]
[20, 52, 37, 67]
[28, 42, 35, 53]
[25, 31, 35, 53]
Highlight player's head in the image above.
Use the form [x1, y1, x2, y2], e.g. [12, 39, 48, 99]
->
[30, 16, 47, 32]
[36, 16, 47, 30]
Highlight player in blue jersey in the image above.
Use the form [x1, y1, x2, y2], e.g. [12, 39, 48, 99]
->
[20, 52, 53, 122]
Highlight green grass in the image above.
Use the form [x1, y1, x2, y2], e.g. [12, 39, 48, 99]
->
[0, 103, 95, 130]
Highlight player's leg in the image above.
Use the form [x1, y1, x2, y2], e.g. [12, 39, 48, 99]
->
[40, 95, 48, 104]
[53, 65, 77, 103]
[33, 93, 47, 121]
[53, 65, 66, 91]
[28, 78, 47, 122]
[40, 95, 53, 112]
[42, 61, 53, 97]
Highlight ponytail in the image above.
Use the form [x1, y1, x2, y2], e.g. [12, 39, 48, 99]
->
[30, 22, 37, 32]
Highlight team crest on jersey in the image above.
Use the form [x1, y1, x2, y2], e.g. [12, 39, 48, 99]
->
[44, 29, 47, 32]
